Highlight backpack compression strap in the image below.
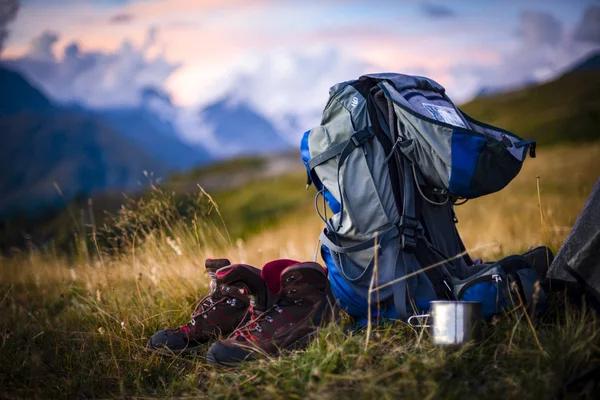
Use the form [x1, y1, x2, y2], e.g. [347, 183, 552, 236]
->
[306, 128, 374, 171]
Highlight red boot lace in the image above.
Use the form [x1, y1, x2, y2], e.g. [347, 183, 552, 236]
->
[233, 304, 298, 341]
[179, 288, 235, 332]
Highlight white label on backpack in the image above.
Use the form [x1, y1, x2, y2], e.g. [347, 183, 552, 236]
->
[422, 103, 466, 128]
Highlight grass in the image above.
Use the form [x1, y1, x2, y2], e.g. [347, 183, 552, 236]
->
[1, 143, 599, 399]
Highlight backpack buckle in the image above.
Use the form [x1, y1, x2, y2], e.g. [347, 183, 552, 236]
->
[350, 129, 373, 147]
[399, 216, 419, 252]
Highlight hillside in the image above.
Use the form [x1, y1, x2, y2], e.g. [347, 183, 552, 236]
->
[460, 70, 600, 145]
[0, 152, 306, 250]
[0, 66, 168, 217]
[0, 110, 169, 216]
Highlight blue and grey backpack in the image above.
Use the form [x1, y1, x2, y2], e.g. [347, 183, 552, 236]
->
[301, 73, 549, 325]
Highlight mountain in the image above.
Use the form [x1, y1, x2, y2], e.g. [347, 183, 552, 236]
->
[0, 66, 53, 116]
[460, 69, 600, 146]
[98, 105, 212, 170]
[567, 51, 600, 74]
[475, 80, 536, 99]
[200, 99, 291, 157]
[0, 66, 168, 217]
[61, 85, 213, 170]
[474, 52, 600, 100]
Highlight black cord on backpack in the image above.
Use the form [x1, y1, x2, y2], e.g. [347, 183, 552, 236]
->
[315, 188, 329, 227]
[411, 163, 450, 206]
[315, 188, 338, 236]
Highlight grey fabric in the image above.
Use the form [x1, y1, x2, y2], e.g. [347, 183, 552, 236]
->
[319, 226, 398, 255]
[549, 178, 600, 296]
[369, 73, 527, 159]
[451, 264, 505, 298]
[339, 141, 389, 234]
[329, 239, 397, 304]
[307, 140, 348, 170]
[362, 73, 446, 94]
[307, 129, 373, 171]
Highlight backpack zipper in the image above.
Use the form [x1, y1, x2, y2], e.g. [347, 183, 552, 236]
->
[492, 274, 502, 313]
[456, 272, 504, 299]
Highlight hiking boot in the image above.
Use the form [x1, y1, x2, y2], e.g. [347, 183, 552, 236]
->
[206, 259, 335, 365]
[148, 259, 270, 354]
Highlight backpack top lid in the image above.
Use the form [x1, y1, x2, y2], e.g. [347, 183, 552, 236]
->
[359, 73, 536, 199]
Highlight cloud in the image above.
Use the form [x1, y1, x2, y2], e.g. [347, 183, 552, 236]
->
[574, 5, 600, 44]
[5, 27, 180, 108]
[0, 0, 19, 56]
[515, 10, 563, 47]
[181, 47, 370, 146]
[109, 12, 135, 24]
[420, 2, 455, 19]
[451, 7, 600, 102]
[28, 30, 59, 61]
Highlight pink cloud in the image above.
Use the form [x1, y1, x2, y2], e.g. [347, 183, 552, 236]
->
[121, 0, 273, 18]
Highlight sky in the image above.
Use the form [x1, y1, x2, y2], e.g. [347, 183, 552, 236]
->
[1, 0, 600, 147]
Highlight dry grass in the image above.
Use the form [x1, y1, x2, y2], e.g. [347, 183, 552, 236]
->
[0, 143, 599, 399]
[456, 143, 600, 260]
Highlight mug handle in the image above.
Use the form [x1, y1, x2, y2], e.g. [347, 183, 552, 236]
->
[408, 314, 431, 328]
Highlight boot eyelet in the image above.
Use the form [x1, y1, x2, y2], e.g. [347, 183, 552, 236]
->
[294, 300, 303, 306]
[275, 306, 283, 313]
[190, 319, 196, 325]
[230, 298, 237, 306]
[256, 325, 263, 333]
[203, 314, 208, 319]
[212, 307, 216, 310]
[285, 275, 295, 282]
[266, 316, 273, 323]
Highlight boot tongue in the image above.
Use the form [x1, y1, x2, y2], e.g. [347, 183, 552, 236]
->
[261, 259, 300, 294]
[277, 262, 328, 305]
[216, 264, 271, 311]
[205, 258, 231, 293]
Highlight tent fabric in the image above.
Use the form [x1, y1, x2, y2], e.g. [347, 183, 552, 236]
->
[549, 178, 600, 300]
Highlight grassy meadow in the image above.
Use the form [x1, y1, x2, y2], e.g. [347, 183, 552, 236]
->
[1, 143, 599, 399]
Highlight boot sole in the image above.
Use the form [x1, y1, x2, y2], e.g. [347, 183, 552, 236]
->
[205, 330, 319, 367]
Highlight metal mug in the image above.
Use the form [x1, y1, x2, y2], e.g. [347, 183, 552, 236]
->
[408, 301, 482, 346]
